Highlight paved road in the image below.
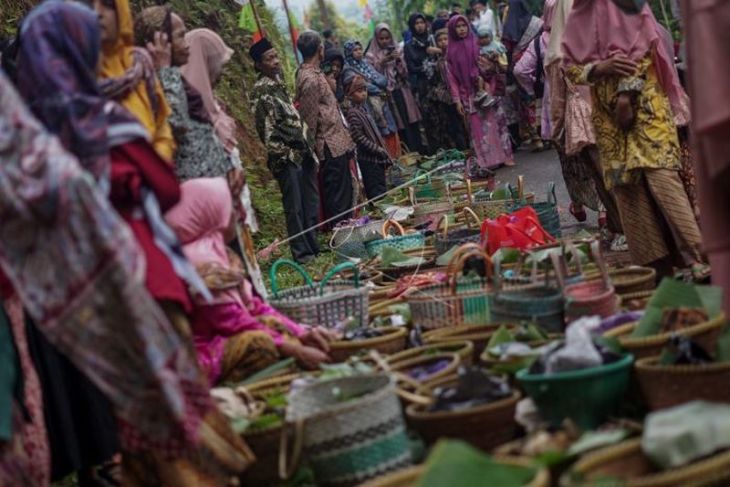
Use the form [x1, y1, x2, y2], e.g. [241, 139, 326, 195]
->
[494, 146, 600, 236]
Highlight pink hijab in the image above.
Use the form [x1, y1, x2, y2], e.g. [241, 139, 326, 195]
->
[180, 29, 238, 150]
[165, 177, 238, 304]
[446, 15, 480, 97]
[561, 0, 688, 124]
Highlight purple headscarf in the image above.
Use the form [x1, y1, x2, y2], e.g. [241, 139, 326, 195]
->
[446, 15, 480, 96]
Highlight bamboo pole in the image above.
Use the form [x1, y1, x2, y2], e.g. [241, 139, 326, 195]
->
[281, 0, 300, 65]
[249, 0, 265, 37]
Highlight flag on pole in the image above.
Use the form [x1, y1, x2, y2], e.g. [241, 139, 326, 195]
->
[287, 9, 299, 46]
[239, 0, 264, 42]
[359, 0, 375, 36]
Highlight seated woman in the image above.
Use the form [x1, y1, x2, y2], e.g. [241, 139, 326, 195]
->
[166, 178, 335, 385]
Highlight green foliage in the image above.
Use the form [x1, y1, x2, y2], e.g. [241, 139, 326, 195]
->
[305, 0, 369, 45]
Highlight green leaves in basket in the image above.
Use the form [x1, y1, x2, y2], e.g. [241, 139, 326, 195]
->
[234, 358, 296, 387]
[514, 323, 549, 342]
[566, 429, 629, 457]
[417, 440, 537, 487]
[486, 325, 516, 352]
[381, 245, 426, 268]
[490, 185, 513, 201]
[245, 413, 283, 433]
[492, 247, 521, 267]
[437, 245, 460, 266]
[631, 278, 723, 338]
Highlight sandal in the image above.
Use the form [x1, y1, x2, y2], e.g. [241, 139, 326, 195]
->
[569, 203, 587, 223]
[691, 263, 712, 282]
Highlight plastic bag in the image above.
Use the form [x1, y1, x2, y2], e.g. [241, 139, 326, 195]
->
[543, 317, 603, 374]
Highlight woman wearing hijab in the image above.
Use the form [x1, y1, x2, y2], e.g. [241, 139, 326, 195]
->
[94, 0, 176, 162]
[15, 3, 253, 484]
[165, 178, 335, 384]
[543, 0, 624, 244]
[425, 21, 470, 151]
[562, 0, 708, 280]
[343, 39, 401, 158]
[366, 23, 426, 154]
[502, 0, 544, 151]
[404, 12, 439, 154]
[447, 15, 514, 172]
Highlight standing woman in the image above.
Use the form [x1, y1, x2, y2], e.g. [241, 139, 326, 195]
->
[543, 0, 624, 237]
[562, 0, 708, 279]
[447, 15, 514, 172]
[404, 12, 438, 154]
[366, 24, 425, 154]
[502, 0, 544, 151]
[343, 39, 401, 158]
[95, 0, 176, 162]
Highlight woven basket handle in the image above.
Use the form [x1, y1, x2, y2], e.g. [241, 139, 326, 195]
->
[564, 242, 585, 276]
[381, 219, 405, 238]
[517, 175, 525, 200]
[270, 259, 314, 297]
[329, 225, 357, 250]
[449, 248, 493, 295]
[320, 261, 361, 293]
[462, 207, 481, 229]
[547, 182, 557, 205]
[278, 418, 305, 480]
[466, 178, 474, 204]
[437, 213, 450, 238]
[392, 372, 435, 406]
[548, 252, 568, 290]
[445, 243, 485, 273]
[590, 240, 611, 288]
[413, 168, 431, 185]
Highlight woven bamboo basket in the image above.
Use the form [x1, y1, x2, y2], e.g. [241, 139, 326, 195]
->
[359, 456, 549, 487]
[465, 176, 536, 220]
[407, 244, 493, 330]
[366, 220, 426, 258]
[562, 438, 730, 487]
[385, 341, 475, 367]
[406, 373, 521, 452]
[329, 327, 408, 363]
[635, 357, 730, 411]
[269, 260, 369, 329]
[423, 324, 507, 363]
[584, 267, 657, 296]
[602, 314, 726, 360]
[433, 207, 483, 256]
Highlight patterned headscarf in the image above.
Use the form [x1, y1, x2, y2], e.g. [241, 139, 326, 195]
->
[0, 67, 211, 453]
[343, 39, 381, 82]
[16, 1, 144, 180]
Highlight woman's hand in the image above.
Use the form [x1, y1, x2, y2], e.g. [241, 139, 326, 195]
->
[427, 46, 442, 56]
[300, 326, 338, 352]
[593, 55, 637, 79]
[615, 93, 635, 130]
[280, 342, 331, 370]
[147, 32, 172, 70]
[456, 101, 465, 117]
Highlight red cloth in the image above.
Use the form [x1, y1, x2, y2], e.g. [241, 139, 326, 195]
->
[110, 140, 191, 312]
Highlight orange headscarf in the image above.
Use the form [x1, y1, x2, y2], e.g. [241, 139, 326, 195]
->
[99, 0, 175, 160]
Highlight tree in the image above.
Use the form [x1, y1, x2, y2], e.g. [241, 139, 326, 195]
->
[306, 0, 369, 45]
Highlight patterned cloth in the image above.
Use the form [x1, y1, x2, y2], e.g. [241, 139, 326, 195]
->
[613, 169, 703, 266]
[1, 297, 49, 486]
[252, 75, 313, 174]
[296, 63, 355, 160]
[566, 57, 682, 190]
[0, 69, 209, 453]
[158, 67, 234, 180]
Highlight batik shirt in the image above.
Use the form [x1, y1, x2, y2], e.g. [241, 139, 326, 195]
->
[251, 75, 313, 174]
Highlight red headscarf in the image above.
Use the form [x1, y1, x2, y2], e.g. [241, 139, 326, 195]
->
[446, 15, 480, 96]
[561, 0, 688, 124]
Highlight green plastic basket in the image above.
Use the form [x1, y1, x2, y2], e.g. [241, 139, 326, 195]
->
[516, 354, 634, 430]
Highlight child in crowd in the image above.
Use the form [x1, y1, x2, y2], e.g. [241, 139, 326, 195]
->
[475, 25, 508, 109]
[342, 70, 392, 199]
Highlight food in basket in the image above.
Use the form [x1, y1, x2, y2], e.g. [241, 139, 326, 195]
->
[343, 327, 386, 341]
[661, 307, 708, 332]
[407, 358, 453, 381]
[430, 367, 511, 413]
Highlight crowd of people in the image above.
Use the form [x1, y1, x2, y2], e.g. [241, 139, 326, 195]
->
[0, 0, 725, 484]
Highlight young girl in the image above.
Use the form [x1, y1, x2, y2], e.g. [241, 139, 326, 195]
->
[343, 71, 392, 199]
[165, 178, 336, 384]
[447, 15, 515, 170]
